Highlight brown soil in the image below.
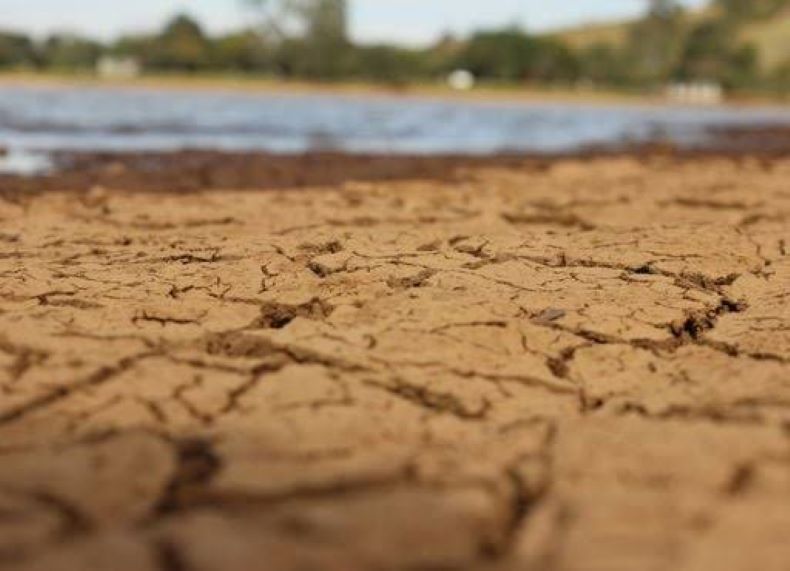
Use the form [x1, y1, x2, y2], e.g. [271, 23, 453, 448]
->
[0, 151, 535, 195]
[1, 153, 789, 571]
[5, 121, 790, 197]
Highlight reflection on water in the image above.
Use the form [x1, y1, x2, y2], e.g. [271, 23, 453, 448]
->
[1, 85, 790, 165]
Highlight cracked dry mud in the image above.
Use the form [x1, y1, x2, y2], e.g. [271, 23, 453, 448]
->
[1, 155, 789, 571]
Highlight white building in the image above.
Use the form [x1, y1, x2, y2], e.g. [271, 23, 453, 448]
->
[448, 69, 476, 91]
[665, 81, 724, 105]
[96, 56, 141, 80]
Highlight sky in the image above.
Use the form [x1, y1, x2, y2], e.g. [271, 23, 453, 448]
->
[1, 0, 710, 45]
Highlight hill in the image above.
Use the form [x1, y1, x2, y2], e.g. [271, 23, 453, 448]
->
[550, 19, 631, 50]
[551, 6, 790, 72]
[741, 7, 790, 69]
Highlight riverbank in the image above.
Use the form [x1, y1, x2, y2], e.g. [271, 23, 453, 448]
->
[1, 70, 788, 109]
[1, 152, 789, 571]
[3, 137, 790, 197]
[3, 76, 790, 166]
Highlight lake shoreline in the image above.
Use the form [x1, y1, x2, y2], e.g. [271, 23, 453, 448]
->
[1, 70, 789, 111]
[3, 135, 790, 197]
[2, 77, 790, 163]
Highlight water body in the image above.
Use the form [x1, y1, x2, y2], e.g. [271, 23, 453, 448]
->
[1, 84, 790, 174]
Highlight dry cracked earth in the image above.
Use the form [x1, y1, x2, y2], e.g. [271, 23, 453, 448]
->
[1, 155, 789, 571]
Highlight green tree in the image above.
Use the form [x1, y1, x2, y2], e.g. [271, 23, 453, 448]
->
[626, 0, 685, 84]
[674, 19, 758, 88]
[40, 34, 102, 70]
[148, 14, 212, 71]
[349, 45, 426, 84]
[243, 0, 350, 79]
[243, 0, 347, 41]
[771, 60, 790, 95]
[297, 0, 347, 42]
[578, 43, 631, 85]
[0, 31, 37, 68]
[455, 28, 578, 83]
[213, 31, 272, 71]
[424, 33, 464, 75]
[715, 0, 790, 21]
[271, 36, 353, 79]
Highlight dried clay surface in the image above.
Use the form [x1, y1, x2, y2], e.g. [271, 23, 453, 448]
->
[1, 155, 789, 571]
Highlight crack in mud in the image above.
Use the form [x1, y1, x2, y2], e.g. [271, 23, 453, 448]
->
[156, 438, 222, 516]
[2, 155, 790, 570]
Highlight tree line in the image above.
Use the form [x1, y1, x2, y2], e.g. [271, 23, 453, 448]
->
[1, 0, 789, 94]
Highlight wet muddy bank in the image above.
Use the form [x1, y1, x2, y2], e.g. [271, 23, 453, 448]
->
[1, 124, 790, 198]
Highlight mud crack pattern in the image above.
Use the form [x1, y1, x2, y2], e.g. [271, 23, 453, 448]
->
[1, 156, 789, 571]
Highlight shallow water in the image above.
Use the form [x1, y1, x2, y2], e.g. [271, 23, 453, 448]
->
[1, 85, 790, 172]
